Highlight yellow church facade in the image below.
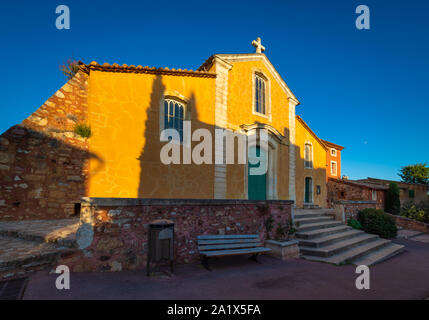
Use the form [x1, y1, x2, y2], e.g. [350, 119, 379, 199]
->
[82, 48, 329, 207]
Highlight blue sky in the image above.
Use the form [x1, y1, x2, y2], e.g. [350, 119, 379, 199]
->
[0, 0, 428, 181]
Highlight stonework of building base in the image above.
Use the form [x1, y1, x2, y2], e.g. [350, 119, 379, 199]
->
[59, 198, 293, 273]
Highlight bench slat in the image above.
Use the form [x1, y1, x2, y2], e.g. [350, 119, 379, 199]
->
[197, 234, 259, 240]
[197, 239, 260, 245]
[200, 247, 271, 257]
[198, 242, 263, 251]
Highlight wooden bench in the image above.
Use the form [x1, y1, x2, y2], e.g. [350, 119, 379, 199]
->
[197, 234, 271, 271]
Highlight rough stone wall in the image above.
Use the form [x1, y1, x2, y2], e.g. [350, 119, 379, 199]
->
[327, 179, 385, 210]
[387, 213, 429, 234]
[0, 71, 91, 220]
[60, 198, 293, 273]
[334, 200, 377, 220]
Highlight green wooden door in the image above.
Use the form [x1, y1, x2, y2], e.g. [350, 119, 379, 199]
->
[248, 147, 267, 200]
[305, 177, 312, 203]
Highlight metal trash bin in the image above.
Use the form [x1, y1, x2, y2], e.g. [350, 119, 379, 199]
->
[146, 219, 174, 276]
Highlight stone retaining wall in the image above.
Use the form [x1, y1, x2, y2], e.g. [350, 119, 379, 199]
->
[0, 71, 92, 221]
[333, 200, 377, 222]
[386, 213, 429, 234]
[61, 198, 293, 273]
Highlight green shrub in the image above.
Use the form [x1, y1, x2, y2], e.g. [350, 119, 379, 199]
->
[401, 200, 429, 224]
[357, 208, 397, 239]
[347, 219, 362, 230]
[385, 182, 400, 215]
[74, 123, 92, 138]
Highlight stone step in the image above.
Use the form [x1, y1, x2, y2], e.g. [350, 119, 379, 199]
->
[299, 233, 379, 257]
[294, 212, 332, 219]
[298, 229, 365, 248]
[294, 216, 334, 226]
[301, 238, 392, 265]
[0, 236, 72, 280]
[296, 225, 351, 240]
[352, 243, 406, 266]
[295, 208, 335, 215]
[0, 219, 79, 248]
[297, 220, 344, 232]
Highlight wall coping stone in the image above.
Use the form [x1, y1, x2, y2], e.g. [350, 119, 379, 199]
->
[265, 239, 299, 247]
[386, 212, 429, 228]
[81, 197, 295, 207]
[334, 200, 376, 205]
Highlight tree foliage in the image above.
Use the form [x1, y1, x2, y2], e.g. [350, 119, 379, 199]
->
[398, 163, 429, 185]
[385, 182, 400, 215]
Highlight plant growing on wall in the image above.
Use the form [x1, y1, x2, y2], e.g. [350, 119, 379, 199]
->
[385, 182, 401, 215]
[274, 219, 297, 241]
[264, 215, 274, 240]
[60, 59, 80, 80]
[74, 123, 92, 138]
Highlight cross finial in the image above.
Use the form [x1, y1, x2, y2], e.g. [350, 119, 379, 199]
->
[252, 37, 265, 53]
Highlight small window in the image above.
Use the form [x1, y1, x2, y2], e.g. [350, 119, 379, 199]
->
[254, 74, 266, 115]
[372, 190, 377, 201]
[316, 185, 321, 195]
[331, 148, 337, 156]
[304, 143, 313, 168]
[164, 98, 184, 141]
[331, 161, 337, 175]
[409, 189, 415, 198]
[340, 191, 345, 198]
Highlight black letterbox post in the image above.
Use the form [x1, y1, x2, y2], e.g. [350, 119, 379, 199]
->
[146, 219, 174, 276]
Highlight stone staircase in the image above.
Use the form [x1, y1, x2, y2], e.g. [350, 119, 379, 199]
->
[0, 219, 79, 280]
[294, 208, 405, 266]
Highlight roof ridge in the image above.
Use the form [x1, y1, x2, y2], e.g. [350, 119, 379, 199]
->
[79, 61, 216, 78]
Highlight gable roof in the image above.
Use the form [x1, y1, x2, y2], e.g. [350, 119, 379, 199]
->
[329, 178, 388, 190]
[321, 139, 345, 151]
[295, 115, 327, 151]
[79, 61, 216, 78]
[198, 53, 300, 105]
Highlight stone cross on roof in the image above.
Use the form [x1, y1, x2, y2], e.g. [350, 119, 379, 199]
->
[252, 37, 265, 53]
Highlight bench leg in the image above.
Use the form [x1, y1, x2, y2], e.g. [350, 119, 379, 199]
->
[201, 256, 212, 272]
[249, 253, 262, 264]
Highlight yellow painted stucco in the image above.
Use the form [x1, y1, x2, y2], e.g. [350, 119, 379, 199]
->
[225, 59, 291, 200]
[84, 56, 329, 205]
[87, 70, 216, 198]
[295, 117, 327, 208]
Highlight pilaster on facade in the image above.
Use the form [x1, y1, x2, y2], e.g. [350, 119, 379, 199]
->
[213, 57, 233, 199]
[288, 97, 298, 205]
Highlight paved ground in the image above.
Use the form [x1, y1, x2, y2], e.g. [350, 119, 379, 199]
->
[22, 238, 429, 300]
[397, 229, 423, 239]
[0, 219, 79, 245]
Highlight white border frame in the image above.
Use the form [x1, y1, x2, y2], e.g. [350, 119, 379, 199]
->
[330, 160, 337, 176]
[304, 141, 314, 169]
[251, 69, 272, 121]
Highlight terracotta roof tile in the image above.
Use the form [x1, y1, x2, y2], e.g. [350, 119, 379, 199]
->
[78, 61, 216, 78]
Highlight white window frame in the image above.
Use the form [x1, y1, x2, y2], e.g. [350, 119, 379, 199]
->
[304, 141, 313, 169]
[159, 95, 187, 144]
[330, 160, 337, 176]
[252, 70, 271, 120]
[372, 190, 377, 201]
[330, 148, 337, 157]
